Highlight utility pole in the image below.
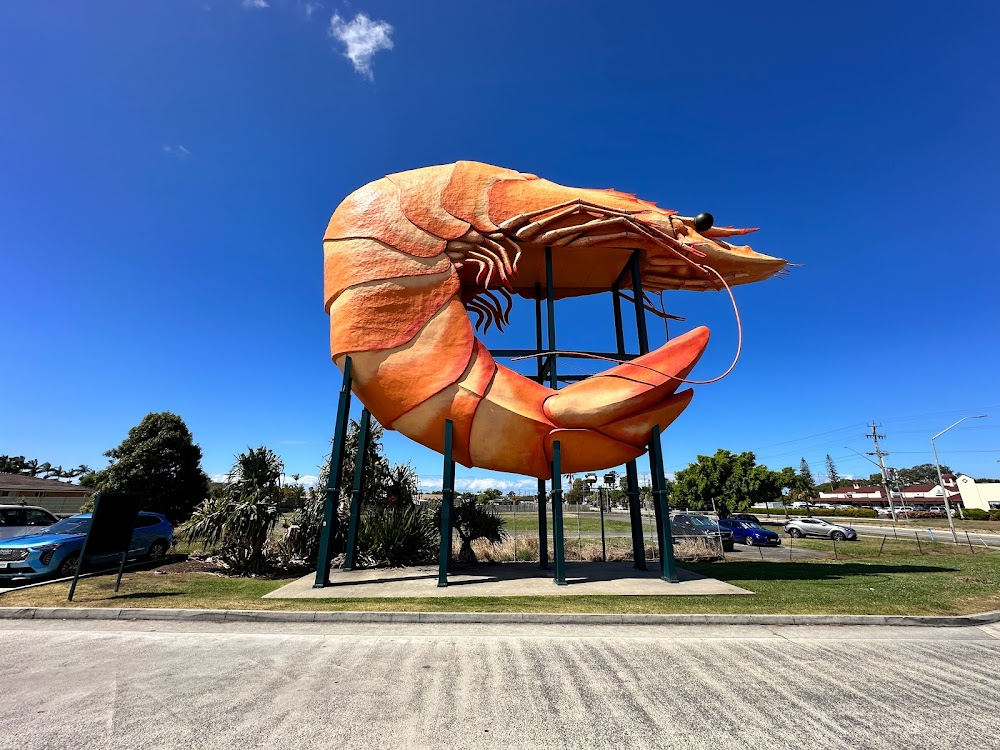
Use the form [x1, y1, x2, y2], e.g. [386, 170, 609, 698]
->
[866, 422, 898, 523]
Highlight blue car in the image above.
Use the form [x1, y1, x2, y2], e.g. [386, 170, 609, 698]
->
[718, 517, 781, 546]
[0, 512, 173, 580]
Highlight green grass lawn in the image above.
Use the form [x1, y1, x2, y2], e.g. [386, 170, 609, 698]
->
[3, 551, 999, 616]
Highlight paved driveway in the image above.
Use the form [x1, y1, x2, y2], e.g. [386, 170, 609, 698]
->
[2, 618, 998, 750]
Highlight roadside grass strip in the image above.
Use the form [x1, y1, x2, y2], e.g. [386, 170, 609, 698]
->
[2, 552, 999, 616]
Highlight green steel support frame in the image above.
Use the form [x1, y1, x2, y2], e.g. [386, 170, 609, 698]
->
[545, 246, 567, 584]
[550, 440, 567, 585]
[625, 460, 647, 570]
[314, 356, 354, 588]
[343, 407, 371, 571]
[534, 283, 549, 569]
[649, 425, 679, 582]
[437, 419, 456, 587]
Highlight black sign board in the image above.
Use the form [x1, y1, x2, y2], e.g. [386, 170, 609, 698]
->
[67, 492, 142, 601]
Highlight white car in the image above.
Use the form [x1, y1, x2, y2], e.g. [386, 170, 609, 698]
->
[0, 504, 59, 540]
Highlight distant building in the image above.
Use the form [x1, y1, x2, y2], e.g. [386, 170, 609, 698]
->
[0, 473, 93, 515]
[955, 475, 1000, 511]
[818, 474, 963, 509]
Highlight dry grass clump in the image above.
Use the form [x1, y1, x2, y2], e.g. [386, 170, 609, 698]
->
[466, 535, 722, 563]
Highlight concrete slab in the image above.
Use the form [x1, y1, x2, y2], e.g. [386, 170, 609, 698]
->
[264, 561, 753, 599]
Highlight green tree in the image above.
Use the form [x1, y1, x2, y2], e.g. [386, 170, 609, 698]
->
[318, 419, 391, 505]
[786, 458, 817, 507]
[443, 500, 508, 563]
[564, 478, 586, 504]
[477, 488, 503, 504]
[88, 412, 209, 522]
[799, 458, 815, 487]
[825, 454, 840, 490]
[897, 463, 954, 486]
[0, 455, 91, 480]
[672, 449, 783, 517]
[383, 463, 420, 505]
[183, 446, 283, 575]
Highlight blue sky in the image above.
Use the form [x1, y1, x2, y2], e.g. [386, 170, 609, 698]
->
[3, 0, 999, 491]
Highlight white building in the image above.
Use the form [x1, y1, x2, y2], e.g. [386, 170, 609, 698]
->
[955, 475, 1000, 511]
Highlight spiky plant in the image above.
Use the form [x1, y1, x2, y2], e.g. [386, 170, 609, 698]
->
[182, 446, 284, 576]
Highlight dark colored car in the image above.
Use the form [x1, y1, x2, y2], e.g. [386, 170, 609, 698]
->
[670, 513, 735, 551]
[718, 517, 781, 546]
[0, 512, 173, 580]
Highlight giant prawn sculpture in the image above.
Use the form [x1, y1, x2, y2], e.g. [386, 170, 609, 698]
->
[324, 161, 787, 479]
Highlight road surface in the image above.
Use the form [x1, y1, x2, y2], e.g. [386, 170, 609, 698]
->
[2, 618, 999, 749]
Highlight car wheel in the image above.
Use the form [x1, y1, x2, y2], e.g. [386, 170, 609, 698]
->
[831, 531, 846, 542]
[57, 554, 80, 577]
[789, 528, 803, 538]
[744, 536, 755, 546]
[147, 541, 168, 561]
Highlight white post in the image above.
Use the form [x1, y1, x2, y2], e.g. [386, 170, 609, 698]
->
[931, 415, 987, 543]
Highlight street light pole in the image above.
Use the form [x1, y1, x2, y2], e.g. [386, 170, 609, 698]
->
[931, 415, 987, 543]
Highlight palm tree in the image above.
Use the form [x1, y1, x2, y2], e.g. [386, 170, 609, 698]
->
[183, 446, 284, 575]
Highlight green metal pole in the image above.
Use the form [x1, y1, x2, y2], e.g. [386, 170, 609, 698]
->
[313, 356, 353, 588]
[649, 425, 678, 583]
[625, 460, 646, 570]
[545, 247, 566, 583]
[343, 408, 371, 571]
[551, 440, 567, 585]
[629, 250, 650, 355]
[437, 419, 455, 587]
[535, 283, 549, 569]
[545, 247, 558, 390]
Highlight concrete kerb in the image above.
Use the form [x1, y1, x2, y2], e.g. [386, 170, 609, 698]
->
[2, 606, 999, 627]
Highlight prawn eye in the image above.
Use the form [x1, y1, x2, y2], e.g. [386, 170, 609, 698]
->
[694, 212, 714, 232]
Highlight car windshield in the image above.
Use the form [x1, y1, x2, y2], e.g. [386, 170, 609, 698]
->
[742, 521, 764, 530]
[687, 516, 718, 528]
[46, 517, 92, 535]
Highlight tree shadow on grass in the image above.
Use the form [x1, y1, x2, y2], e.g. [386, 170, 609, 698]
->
[108, 591, 183, 601]
[685, 561, 961, 583]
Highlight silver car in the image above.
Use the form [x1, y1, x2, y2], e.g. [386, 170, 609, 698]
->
[784, 516, 857, 541]
[0, 504, 59, 540]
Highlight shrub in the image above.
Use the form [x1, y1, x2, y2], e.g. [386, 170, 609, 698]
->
[436, 500, 509, 563]
[963, 508, 990, 521]
[357, 505, 438, 567]
[989, 510, 1000, 522]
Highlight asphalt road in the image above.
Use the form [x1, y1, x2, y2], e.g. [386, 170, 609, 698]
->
[3, 619, 999, 750]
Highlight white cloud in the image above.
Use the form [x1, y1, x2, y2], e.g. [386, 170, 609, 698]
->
[283, 473, 319, 487]
[304, 1, 322, 18]
[210, 472, 319, 487]
[419, 475, 538, 494]
[162, 144, 191, 159]
[243, 0, 269, 8]
[328, 12, 393, 80]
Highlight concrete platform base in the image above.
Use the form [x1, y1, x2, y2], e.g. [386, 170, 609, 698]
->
[264, 561, 753, 599]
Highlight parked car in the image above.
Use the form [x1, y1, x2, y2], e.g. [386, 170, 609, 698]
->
[0, 505, 59, 541]
[730, 513, 762, 524]
[0, 512, 172, 581]
[670, 513, 735, 551]
[718, 517, 781, 546]
[894, 506, 916, 514]
[784, 517, 857, 541]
